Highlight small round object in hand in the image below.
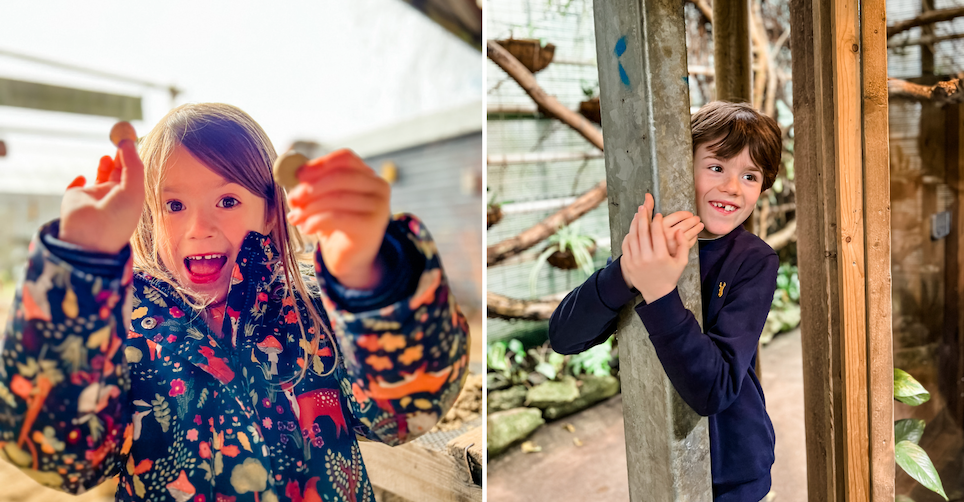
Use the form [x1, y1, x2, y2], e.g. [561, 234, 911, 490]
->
[273, 151, 309, 190]
[110, 122, 137, 147]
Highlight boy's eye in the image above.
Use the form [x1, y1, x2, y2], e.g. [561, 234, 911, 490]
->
[744, 173, 759, 182]
[165, 200, 184, 212]
[217, 197, 240, 209]
[710, 165, 723, 172]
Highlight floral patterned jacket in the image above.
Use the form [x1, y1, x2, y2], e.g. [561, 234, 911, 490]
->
[0, 214, 469, 502]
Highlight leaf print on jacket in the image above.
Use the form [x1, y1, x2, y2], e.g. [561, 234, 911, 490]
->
[0, 214, 469, 502]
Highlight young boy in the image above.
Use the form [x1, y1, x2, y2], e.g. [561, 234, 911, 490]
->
[549, 101, 783, 502]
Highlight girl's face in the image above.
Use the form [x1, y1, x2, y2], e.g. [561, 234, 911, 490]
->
[157, 145, 269, 305]
[692, 142, 763, 239]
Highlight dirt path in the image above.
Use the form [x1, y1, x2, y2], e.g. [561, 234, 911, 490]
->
[486, 328, 808, 501]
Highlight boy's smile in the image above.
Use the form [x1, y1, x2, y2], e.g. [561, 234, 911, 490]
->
[158, 145, 269, 304]
[693, 142, 763, 239]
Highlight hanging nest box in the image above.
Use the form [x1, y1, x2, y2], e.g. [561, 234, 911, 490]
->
[546, 241, 597, 270]
[496, 38, 556, 74]
[487, 203, 503, 229]
[578, 97, 601, 125]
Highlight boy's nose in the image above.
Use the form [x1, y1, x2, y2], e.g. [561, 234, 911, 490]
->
[720, 174, 741, 195]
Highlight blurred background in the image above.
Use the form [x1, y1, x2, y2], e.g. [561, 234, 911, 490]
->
[0, 1, 483, 501]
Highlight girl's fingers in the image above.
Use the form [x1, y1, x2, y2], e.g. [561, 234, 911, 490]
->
[66, 175, 86, 190]
[287, 169, 385, 208]
[298, 211, 372, 237]
[116, 139, 145, 194]
[95, 156, 114, 184]
[286, 192, 382, 225]
[297, 149, 368, 184]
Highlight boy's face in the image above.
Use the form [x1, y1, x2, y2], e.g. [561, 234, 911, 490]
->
[157, 145, 269, 305]
[692, 141, 764, 239]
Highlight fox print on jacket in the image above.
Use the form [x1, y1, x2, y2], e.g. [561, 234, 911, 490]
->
[0, 214, 469, 502]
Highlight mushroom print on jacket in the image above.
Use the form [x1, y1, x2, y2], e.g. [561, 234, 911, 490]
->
[0, 214, 469, 502]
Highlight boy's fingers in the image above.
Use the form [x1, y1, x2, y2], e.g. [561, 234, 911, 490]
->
[625, 213, 640, 260]
[674, 229, 690, 265]
[663, 210, 694, 228]
[650, 213, 667, 257]
[636, 205, 652, 257]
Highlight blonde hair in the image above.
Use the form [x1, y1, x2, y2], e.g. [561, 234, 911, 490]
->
[131, 102, 334, 380]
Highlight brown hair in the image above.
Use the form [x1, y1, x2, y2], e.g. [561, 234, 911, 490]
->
[691, 101, 782, 191]
[131, 103, 335, 380]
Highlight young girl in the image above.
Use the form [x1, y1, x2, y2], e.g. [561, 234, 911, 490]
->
[0, 103, 469, 502]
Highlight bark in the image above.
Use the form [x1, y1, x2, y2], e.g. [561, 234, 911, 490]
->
[487, 181, 608, 266]
[888, 77, 964, 104]
[888, 31, 964, 48]
[887, 6, 964, 38]
[487, 40, 604, 150]
[764, 218, 797, 251]
[486, 291, 561, 321]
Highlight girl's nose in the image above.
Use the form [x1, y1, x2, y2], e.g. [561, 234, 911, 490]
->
[186, 210, 216, 239]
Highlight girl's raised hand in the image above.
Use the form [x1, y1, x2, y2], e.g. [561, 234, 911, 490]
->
[286, 149, 391, 290]
[619, 193, 696, 303]
[59, 134, 145, 254]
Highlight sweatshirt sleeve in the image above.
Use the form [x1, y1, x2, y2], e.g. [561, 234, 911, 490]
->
[635, 251, 779, 417]
[548, 256, 637, 354]
[312, 214, 469, 446]
[0, 220, 134, 493]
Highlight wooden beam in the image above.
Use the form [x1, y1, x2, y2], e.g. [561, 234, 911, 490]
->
[594, 0, 712, 500]
[0, 78, 142, 121]
[887, 6, 964, 38]
[862, 0, 896, 498]
[713, 0, 752, 103]
[791, 0, 894, 499]
[945, 104, 964, 427]
[358, 436, 481, 502]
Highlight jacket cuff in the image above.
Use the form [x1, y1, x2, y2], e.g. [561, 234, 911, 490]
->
[597, 256, 638, 310]
[314, 217, 423, 313]
[40, 219, 130, 278]
[634, 287, 690, 337]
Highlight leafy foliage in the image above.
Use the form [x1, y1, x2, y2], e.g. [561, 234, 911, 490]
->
[893, 368, 946, 500]
[567, 336, 613, 377]
[770, 263, 799, 310]
[894, 368, 931, 406]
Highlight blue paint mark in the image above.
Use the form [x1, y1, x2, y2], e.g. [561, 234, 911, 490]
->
[683, 75, 689, 85]
[614, 36, 627, 57]
[619, 63, 630, 86]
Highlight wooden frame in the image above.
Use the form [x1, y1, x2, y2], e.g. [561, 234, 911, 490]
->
[790, 0, 894, 499]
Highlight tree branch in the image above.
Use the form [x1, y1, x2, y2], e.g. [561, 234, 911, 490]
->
[487, 180, 608, 266]
[888, 31, 964, 48]
[487, 291, 561, 321]
[888, 77, 964, 104]
[764, 218, 796, 251]
[487, 40, 603, 150]
[689, 0, 713, 22]
[887, 6, 964, 38]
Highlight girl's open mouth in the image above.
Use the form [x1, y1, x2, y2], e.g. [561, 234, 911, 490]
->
[184, 254, 228, 284]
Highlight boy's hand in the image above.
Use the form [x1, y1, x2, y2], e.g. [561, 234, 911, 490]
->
[286, 149, 391, 290]
[661, 209, 704, 256]
[59, 139, 145, 254]
[619, 193, 699, 303]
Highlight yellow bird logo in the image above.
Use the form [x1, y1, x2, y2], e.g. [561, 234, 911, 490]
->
[718, 282, 726, 297]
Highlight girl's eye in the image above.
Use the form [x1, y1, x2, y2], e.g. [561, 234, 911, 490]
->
[218, 197, 240, 209]
[165, 200, 184, 212]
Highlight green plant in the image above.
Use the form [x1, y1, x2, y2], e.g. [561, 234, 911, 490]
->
[527, 344, 566, 381]
[580, 80, 598, 99]
[487, 339, 529, 389]
[771, 263, 799, 309]
[893, 368, 947, 501]
[528, 223, 596, 296]
[567, 336, 614, 377]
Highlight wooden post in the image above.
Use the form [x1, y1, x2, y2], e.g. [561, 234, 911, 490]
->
[593, 1, 713, 500]
[945, 104, 964, 426]
[713, 0, 752, 103]
[790, 0, 894, 499]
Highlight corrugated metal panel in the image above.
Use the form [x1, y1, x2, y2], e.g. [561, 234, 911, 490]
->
[364, 132, 484, 316]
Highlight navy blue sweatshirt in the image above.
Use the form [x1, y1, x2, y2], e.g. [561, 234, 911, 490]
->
[549, 225, 779, 502]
